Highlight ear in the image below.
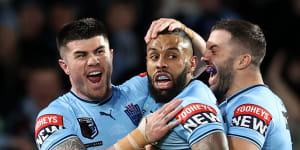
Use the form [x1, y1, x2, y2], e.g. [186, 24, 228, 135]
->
[236, 54, 252, 70]
[189, 56, 198, 73]
[58, 59, 70, 75]
[110, 49, 114, 59]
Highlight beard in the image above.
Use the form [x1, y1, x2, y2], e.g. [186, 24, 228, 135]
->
[148, 66, 188, 103]
[211, 58, 235, 102]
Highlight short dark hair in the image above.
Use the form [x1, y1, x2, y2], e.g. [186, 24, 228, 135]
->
[157, 28, 194, 54]
[56, 18, 108, 56]
[212, 19, 266, 67]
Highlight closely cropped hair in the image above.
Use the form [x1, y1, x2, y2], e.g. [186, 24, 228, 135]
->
[56, 18, 108, 56]
[158, 28, 194, 54]
[212, 19, 266, 67]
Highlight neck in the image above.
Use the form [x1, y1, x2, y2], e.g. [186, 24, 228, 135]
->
[226, 69, 264, 98]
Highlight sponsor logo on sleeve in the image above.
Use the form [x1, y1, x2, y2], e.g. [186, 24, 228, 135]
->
[231, 104, 272, 136]
[35, 114, 64, 148]
[176, 103, 221, 133]
[78, 118, 98, 139]
[124, 103, 142, 126]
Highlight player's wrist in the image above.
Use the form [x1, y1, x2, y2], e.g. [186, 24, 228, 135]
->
[114, 117, 149, 150]
[181, 24, 195, 39]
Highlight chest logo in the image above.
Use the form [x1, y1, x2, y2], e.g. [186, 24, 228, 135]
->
[100, 110, 115, 120]
[124, 103, 142, 126]
[77, 118, 98, 139]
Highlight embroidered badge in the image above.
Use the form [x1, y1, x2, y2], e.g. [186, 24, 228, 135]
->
[78, 118, 98, 139]
[124, 103, 142, 126]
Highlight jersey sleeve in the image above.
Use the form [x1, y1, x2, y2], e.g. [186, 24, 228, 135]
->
[175, 97, 225, 146]
[35, 101, 78, 150]
[172, 81, 225, 146]
[226, 96, 273, 149]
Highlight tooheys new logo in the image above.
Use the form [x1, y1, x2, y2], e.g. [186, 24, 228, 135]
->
[35, 114, 64, 148]
[176, 103, 220, 133]
[232, 104, 272, 136]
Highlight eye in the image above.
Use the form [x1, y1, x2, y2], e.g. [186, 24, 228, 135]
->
[209, 45, 217, 55]
[96, 49, 104, 54]
[150, 55, 158, 60]
[75, 53, 86, 58]
[168, 55, 176, 59]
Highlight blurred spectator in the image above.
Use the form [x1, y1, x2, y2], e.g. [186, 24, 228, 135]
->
[0, 22, 23, 117]
[153, 0, 201, 18]
[265, 50, 300, 149]
[2, 61, 64, 150]
[185, 0, 240, 39]
[43, 1, 78, 50]
[105, 0, 144, 84]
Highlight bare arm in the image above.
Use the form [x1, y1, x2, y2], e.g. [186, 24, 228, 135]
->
[52, 137, 86, 150]
[228, 136, 259, 150]
[191, 132, 228, 150]
[144, 18, 206, 77]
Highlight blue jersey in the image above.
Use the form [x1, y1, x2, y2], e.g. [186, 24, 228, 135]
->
[143, 80, 225, 149]
[220, 84, 292, 150]
[35, 76, 148, 150]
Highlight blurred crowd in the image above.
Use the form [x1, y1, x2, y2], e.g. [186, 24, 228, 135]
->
[0, 0, 299, 149]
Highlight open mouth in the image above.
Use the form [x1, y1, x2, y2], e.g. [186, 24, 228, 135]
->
[206, 66, 218, 85]
[87, 71, 102, 83]
[154, 72, 173, 90]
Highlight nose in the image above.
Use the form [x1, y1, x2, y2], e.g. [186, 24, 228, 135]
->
[87, 55, 100, 66]
[156, 57, 168, 69]
[201, 56, 209, 64]
[200, 50, 211, 64]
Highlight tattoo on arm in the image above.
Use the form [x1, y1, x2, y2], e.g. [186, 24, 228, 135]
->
[52, 137, 86, 150]
[191, 132, 228, 150]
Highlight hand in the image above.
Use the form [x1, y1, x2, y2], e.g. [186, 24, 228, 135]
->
[145, 18, 188, 44]
[143, 99, 183, 143]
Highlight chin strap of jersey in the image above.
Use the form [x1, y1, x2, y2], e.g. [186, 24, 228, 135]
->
[114, 117, 149, 150]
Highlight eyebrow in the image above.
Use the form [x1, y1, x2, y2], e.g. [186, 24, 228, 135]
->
[74, 45, 106, 54]
[147, 47, 179, 51]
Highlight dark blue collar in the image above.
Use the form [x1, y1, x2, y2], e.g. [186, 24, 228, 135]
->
[226, 84, 267, 103]
[70, 90, 112, 105]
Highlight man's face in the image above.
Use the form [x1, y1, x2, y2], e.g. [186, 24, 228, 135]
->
[201, 30, 237, 101]
[146, 34, 194, 103]
[59, 36, 113, 100]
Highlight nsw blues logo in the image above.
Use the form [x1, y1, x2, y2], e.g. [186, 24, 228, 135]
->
[124, 103, 142, 126]
[77, 118, 98, 139]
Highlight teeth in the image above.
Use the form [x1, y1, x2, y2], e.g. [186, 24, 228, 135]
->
[158, 82, 169, 86]
[88, 71, 101, 76]
[158, 75, 169, 80]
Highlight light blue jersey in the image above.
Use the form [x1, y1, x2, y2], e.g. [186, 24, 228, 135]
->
[143, 80, 225, 149]
[220, 84, 292, 150]
[35, 76, 148, 150]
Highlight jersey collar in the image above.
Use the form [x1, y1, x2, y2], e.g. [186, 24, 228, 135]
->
[70, 90, 112, 105]
[225, 84, 267, 103]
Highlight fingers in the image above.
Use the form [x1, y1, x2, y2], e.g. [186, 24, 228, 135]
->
[145, 18, 183, 44]
[157, 99, 182, 114]
[166, 117, 182, 129]
[163, 105, 183, 127]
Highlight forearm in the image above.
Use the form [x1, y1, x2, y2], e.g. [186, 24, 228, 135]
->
[52, 137, 86, 150]
[182, 24, 206, 56]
